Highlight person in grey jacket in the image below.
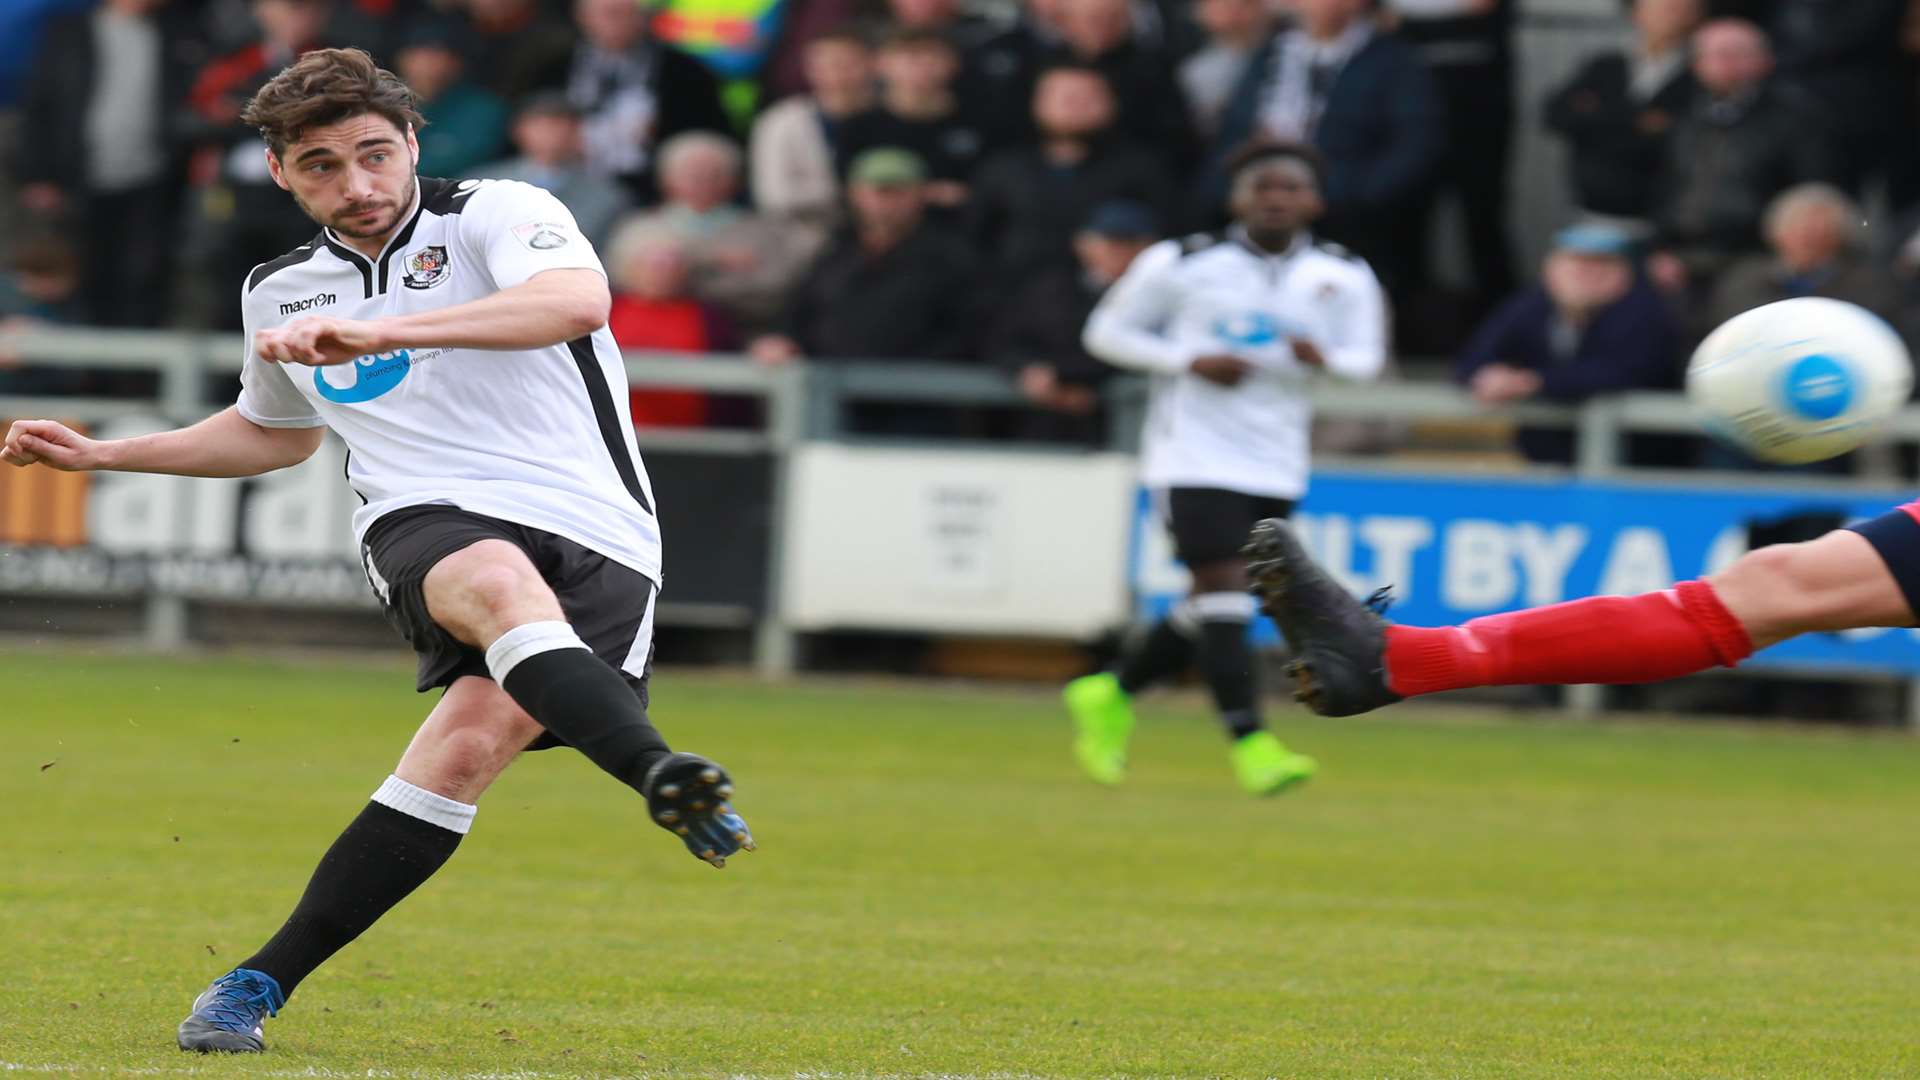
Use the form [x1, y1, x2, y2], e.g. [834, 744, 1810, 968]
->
[469, 92, 631, 251]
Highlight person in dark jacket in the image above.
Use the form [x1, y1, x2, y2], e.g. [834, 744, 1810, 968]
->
[986, 199, 1159, 445]
[1037, 0, 1194, 174]
[1765, 0, 1907, 193]
[1202, 0, 1442, 301]
[750, 148, 979, 364]
[1456, 223, 1683, 466]
[835, 27, 997, 213]
[1544, 0, 1702, 227]
[535, 0, 733, 203]
[966, 65, 1175, 292]
[1647, 17, 1839, 297]
[16, 0, 200, 326]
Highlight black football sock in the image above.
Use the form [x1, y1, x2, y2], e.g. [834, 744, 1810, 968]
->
[241, 777, 470, 996]
[1115, 613, 1198, 695]
[487, 621, 669, 795]
[1192, 593, 1263, 740]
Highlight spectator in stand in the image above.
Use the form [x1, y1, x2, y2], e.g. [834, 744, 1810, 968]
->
[469, 92, 630, 250]
[0, 232, 151, 396]
[179, 0, 333, 329]
[539, 0, 733, 203]
[1703, 184, 1900, 341]
[1456, 223, 1682, 466]
[16, 0, 198, 328]
[1205, 0, 1442, 300]
[1544, 0, 1701, 231]
[836, 27, 994, 211]
[967, 64, 1175, 290]
[1648, 18, 1837, 299]
[624, 132, 819, 334]
[1040, 0, 1193, 173]
[749, 25, 875, 235]
[1385, 0, 1517, 311]
[751, 148, 979, 364]
[1765, 0, 1907, 193]
[605, 221, 738, 429]
[394, 19, 509, 180]
[987, 199, 1159, 445]
[1179, 0, 1278, 139]
[462, 0, 577, 103]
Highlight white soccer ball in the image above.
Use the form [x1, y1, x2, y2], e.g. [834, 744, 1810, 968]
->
[1686, 296, 1913, 464]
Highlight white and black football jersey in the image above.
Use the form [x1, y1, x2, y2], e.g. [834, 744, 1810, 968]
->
[236, 177, 661, 584]
[1083, 228, 1388, 501]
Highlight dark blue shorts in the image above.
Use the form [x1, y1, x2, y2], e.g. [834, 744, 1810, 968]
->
[1846, 503, 1920, 624]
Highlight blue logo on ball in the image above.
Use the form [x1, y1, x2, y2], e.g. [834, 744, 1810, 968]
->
[1778, 353, 1854, 421]
[314, 350, 411, 404]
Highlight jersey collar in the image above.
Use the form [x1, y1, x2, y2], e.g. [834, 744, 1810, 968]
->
[320, 181, 427, 299]
[1228, 225, 1311, 263]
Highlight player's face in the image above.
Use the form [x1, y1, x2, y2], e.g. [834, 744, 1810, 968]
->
[268, 113, 419, 243]
[1231, 159, 1322, 236]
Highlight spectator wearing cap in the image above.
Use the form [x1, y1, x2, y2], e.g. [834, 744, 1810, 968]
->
[751, 147, 980, 365]
[622, 132, 820, 334]
[749, 25, 874, 234]
[15, 0, 198, 328]
[397, 19, 509, 179]
[986, 199, 1159, 445]
[1455, 223, 1683, 466]
[604, 221, 739, 429]
[469, 92, 631, 250]
[1204, 0, 1442, 300]
[1544, 0, 1701, 229]
[967, 64, 1175, 291]
[1180, 0, 1279, 139]
[1704, 184, 1901, 344]
[536, 0, 733, 203]
[1647, 18, 1839, 298]
[836, 27, 997, 210]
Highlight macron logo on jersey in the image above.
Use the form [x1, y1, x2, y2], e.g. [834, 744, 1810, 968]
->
[279, 292, 337, 316]
[315, 350, 412, 404]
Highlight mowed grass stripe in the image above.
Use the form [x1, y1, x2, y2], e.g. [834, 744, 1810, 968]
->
[4, 651, 1918, 1078]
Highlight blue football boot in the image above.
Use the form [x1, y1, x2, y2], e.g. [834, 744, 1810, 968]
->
[643, 753, 756, 868]
[177, 967, 284, 1052]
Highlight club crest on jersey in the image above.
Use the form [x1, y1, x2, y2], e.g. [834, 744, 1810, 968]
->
[314, 350, 411, 403]
[512, 221, 571, 251]
[401, 245, 450, 289]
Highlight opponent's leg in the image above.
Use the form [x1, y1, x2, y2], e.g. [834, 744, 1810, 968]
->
[1247, 516, 1918, 717]
[1063, 609, 1197, 785]
[179, 679, 540, 1052]
[424, 539, 750, 866]
[1187, 559, 1317, 795]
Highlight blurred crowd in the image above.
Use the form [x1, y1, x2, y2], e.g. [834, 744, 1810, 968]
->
[5, 0, 1920, 462]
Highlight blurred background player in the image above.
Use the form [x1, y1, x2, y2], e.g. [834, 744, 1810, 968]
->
[1065, 141, 1387, 796]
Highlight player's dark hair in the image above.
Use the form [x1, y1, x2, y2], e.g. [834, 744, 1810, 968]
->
[1226, 139, 1326, 188]
[242, 47, 428, 159]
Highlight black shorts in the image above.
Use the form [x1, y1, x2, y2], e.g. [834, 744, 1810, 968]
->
[360, 505, 658, 748]
[1848, 503, 1920, 622]
[1161, 487, 1297, 568]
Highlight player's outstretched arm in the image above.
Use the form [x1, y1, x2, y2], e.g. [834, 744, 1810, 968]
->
[1, 407, 326, 477]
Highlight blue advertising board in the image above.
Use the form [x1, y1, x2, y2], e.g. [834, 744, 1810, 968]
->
[1132, 469, 1920, 675]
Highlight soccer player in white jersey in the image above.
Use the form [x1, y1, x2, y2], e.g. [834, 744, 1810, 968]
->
[1065, 142, 1388, 795]
[1, 49, 752, 1054]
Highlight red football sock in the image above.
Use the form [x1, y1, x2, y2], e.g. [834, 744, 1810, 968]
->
[1383, 580, 1755, 697]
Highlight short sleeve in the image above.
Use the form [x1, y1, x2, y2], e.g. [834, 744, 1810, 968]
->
[458, 179, 607, 290]
[234, 284, 326, 429]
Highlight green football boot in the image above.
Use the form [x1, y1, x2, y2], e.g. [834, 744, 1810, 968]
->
[1063, 673, 1135, 785]
[1230, 730, 1317, 796]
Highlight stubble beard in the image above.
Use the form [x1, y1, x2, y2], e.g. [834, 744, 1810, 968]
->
[300, 174, 418, 244]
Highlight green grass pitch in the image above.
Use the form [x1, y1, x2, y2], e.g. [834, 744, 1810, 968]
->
[5, 649, 1920, 1078]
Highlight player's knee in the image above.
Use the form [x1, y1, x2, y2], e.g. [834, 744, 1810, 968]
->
[429, 707, 540, 795]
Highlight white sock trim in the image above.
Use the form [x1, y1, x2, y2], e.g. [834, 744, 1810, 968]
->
[371, 774, 476, 835]
[1190, 591, 1258, 622]
[484, 619, 590, 683]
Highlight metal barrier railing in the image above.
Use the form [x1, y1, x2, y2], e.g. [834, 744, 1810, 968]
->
[5, 325, 1919, 701]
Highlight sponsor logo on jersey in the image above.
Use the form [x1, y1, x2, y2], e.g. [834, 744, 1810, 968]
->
[401, 245, 450, 289]
[314, 350, 412, 403]
[511, 221, 571, 251]
[278, 292, 337, 316]
[1212, 312, 1283, 348]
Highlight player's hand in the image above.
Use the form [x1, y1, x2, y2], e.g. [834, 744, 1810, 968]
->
[1190, 354, 1256, 387]
[3, 419, 108, 471]
[1290, 338, 1327, 368]
[254, 317, 388, 367]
